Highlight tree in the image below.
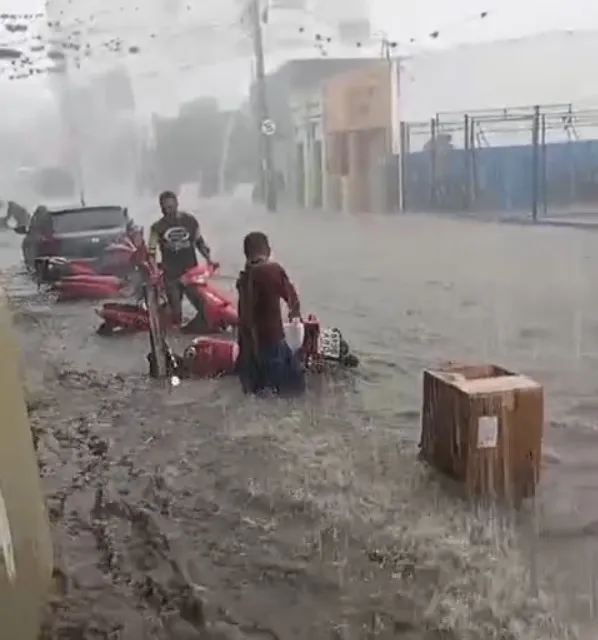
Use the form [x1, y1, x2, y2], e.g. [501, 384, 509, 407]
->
[149, 98, 257, 196]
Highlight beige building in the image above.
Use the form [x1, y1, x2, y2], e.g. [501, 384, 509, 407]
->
[323, 61, 392, 212]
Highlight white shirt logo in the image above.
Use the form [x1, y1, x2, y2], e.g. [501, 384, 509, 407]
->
[162, 226, 191, 252]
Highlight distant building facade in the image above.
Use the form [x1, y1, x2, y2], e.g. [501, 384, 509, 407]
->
[250, 58, 375, 208]
[323, 61, 393, 213]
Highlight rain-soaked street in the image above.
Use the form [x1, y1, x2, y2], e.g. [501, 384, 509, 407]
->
[4, 202, 598, 638]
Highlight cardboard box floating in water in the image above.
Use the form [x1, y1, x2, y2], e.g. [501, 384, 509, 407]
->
[420, 363, 544, 505]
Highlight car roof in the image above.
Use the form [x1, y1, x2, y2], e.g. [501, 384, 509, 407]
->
[45, 204, 125, 215]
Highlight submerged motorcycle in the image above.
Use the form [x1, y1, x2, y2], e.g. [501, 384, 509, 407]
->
[36, 239, 136, 280]
[39, 235, 141, 301]
[148, 314, 359, 379]
[96, 261, 237, 336]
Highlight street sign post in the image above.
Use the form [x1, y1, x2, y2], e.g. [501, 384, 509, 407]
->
[261, 118, 276, 136]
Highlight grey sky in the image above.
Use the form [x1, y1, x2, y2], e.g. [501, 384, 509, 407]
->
[0, 0, 596, 114]
[3, 0, 597, 45]
[372, 0, 598, 46]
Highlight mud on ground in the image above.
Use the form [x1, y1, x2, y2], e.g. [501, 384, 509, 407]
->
[10, 297, 574, 640]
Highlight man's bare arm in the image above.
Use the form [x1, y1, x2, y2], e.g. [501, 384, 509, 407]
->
[276, 265, 301, 319]
[195, 235, 212, 261]
[148, 224, 159, 258]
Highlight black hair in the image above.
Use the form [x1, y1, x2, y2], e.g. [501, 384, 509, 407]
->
[159, 190, 177, 203]
[243, 231, 269, 259]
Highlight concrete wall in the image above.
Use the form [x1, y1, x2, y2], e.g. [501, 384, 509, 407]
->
[0, 293, 53, 639]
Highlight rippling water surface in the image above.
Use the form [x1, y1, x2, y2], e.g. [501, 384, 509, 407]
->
[3, 202, 598, 638]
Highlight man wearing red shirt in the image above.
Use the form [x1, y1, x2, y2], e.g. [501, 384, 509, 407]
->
[236, 231, 305, 395]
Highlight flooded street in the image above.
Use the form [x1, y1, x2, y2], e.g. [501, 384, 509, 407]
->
[3, 204, 598, 638]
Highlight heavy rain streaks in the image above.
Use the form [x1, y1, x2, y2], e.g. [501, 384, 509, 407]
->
[0, 0, 596, 637]
[3, 204, 594, 639]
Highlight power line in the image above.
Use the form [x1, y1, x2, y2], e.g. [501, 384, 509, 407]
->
[0, 4, 495, 82]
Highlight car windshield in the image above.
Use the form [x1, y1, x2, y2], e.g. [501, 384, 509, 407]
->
[51, 207, 125, 234]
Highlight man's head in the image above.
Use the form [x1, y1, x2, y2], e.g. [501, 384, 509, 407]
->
[159, 190, 178, 217]
[243, 231, 270, 262]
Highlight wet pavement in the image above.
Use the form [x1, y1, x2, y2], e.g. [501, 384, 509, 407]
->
[2, 203, 598, 638]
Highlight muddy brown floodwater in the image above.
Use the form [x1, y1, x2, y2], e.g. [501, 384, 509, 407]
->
[3, 203, 598, 639]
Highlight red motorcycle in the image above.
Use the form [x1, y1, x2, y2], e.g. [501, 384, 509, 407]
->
[96, 262, 238, 336]
[54, 273, 132, 302]
[45, 236, 141, 302]
[161, 315, 359, 379]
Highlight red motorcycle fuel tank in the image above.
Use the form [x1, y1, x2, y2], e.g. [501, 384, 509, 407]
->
[182, 336, 239, 377]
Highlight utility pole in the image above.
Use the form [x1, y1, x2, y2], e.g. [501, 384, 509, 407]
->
[381, 37, 400, 212]
[248, 0, 277, 211]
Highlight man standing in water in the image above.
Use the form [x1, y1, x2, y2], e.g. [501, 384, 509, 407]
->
[236, 231, 305, 395]
[148, 191, 215, 329]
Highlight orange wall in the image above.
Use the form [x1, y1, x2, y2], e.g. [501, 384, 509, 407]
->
[323, 61, 392, 133]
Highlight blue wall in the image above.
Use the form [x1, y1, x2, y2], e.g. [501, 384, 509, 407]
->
[404, 139, 598, 213]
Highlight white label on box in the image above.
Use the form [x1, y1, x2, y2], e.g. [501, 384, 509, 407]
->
[477, 416, 498, 448]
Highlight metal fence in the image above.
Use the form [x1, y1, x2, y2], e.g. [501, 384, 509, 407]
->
[398, 104, 598, 218]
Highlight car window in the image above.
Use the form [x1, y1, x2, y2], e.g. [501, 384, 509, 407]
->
[51, 207, 126, 234]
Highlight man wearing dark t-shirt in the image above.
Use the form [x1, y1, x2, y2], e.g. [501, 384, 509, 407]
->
[148, 191, 214, 327]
